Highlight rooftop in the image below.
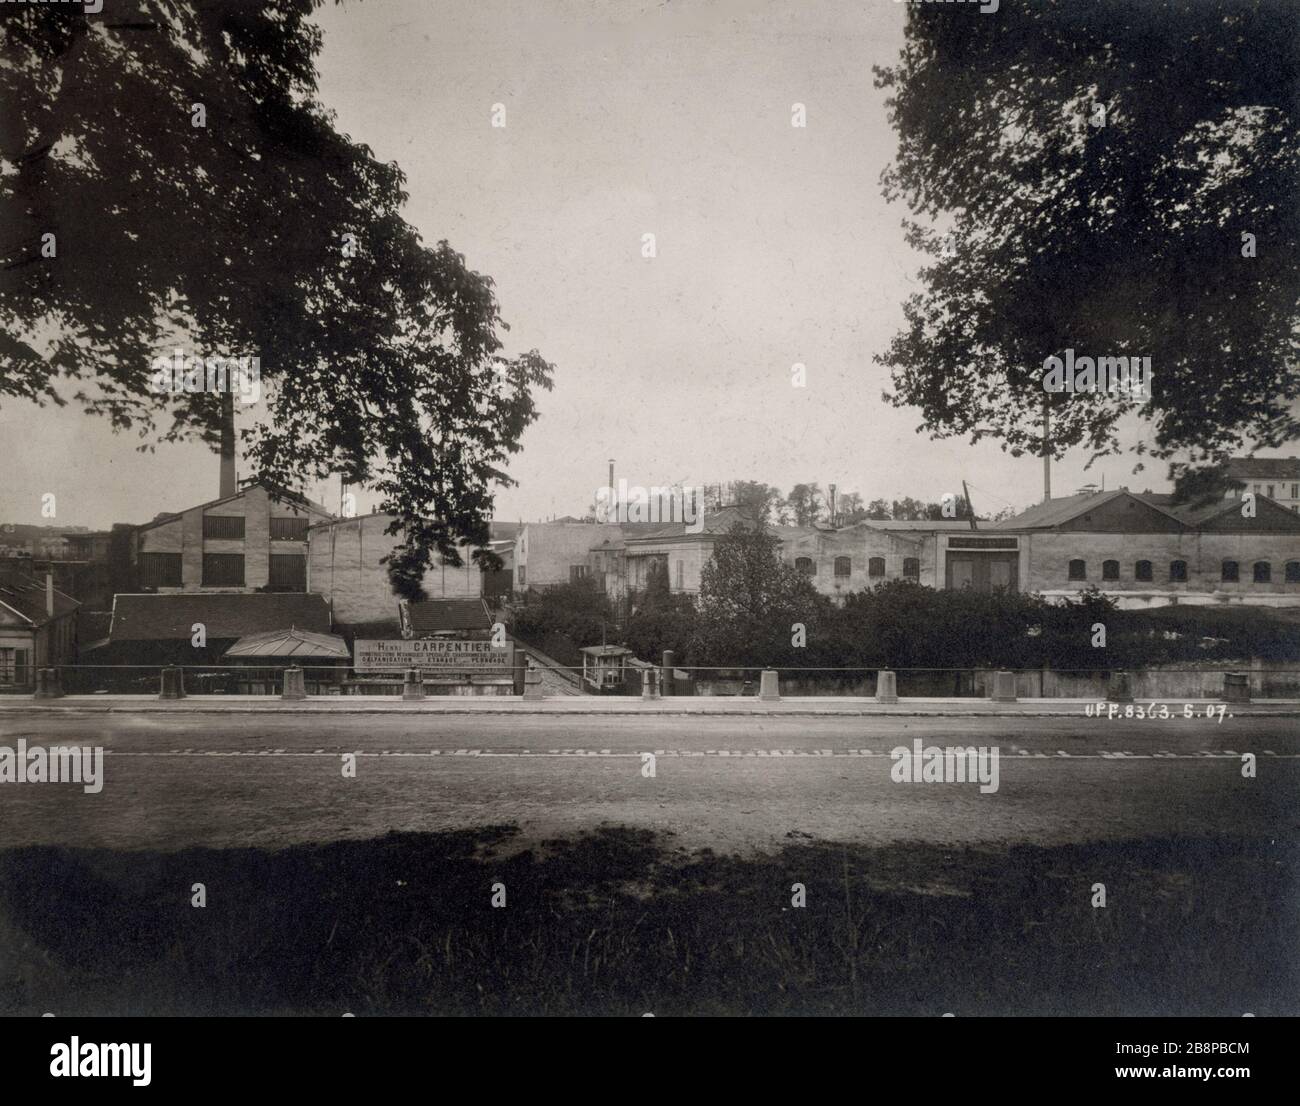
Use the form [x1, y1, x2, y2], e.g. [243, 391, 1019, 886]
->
[109, 592, 332, 642]
[400, 597, 493, 636]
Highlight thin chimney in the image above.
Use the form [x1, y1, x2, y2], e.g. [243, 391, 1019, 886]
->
[45, 572, 54, 618]
[219, 390, 237, 499]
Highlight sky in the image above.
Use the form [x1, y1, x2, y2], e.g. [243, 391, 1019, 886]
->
[1, 0, 1172, 529]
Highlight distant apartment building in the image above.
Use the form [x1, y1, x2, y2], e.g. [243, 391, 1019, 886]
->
[1225, 456, 1300, 513]
[133, 482, 333, 594]
[307, 513, 517, 626]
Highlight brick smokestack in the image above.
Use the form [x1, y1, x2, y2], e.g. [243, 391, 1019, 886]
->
[219, 390, 237, 499]
[46, 572, 54, 618]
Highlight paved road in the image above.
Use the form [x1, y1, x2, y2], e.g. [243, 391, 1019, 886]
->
[1, 711, 1296, 853]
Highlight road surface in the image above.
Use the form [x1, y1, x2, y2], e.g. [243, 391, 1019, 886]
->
[1, 711, 1296, 853]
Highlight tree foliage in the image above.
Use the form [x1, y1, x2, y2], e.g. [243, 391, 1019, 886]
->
[875, 1, 1300, 483]
[0, 2, 552, 597]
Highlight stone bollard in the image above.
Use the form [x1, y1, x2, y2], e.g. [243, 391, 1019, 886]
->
[875, 670, 899, 704]
[759, 669, 781, 702]
[159, 665, 186, 700]
[1222, 672, 1251, 704]
[282, 665, 307, 701]
[991, 670, 1018, 703]
[523, 668, 545, 700]
[1106, 670, 1134, 703]
[402, 667, 425, 701]
[662, 650, 675, 697]
[34, 667, 64, 700]
[641, 667, 660, 700]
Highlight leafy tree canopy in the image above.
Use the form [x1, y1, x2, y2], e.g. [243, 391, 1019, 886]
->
[0, 2, 552, 597]
[875, 0, 1299, 488]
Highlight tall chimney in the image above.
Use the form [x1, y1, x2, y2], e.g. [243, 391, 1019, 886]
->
[828, 483, 837, 528]
[219, 390, 237, 499]
[46, 572, 54, 618]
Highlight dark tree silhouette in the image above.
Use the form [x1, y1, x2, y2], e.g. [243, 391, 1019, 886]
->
[875, 0, 1299, 489]
[0, 2, 552, 597]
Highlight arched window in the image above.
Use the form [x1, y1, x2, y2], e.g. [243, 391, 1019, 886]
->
[902, 557, 920, 579]
[1169, 560, 1188, 582]
[1253, 561, 1271, 584]
[1102, 560, 1120, 581]
[1135, 560, 1152, 582]
[1221, 560, 1239, 582]
[1286, 561, 1300, 583]
[794, 556, 815, 576]
[1068, 559, 1086, 581]
[833, 556, 851, 578]
[868, 556, 886, 577]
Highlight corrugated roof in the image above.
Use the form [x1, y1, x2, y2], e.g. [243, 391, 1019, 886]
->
[0, 571, 79, 626]
[402, 597, 492, 634]
[109, 593, 331, 641]
[223, 628, 350, 659]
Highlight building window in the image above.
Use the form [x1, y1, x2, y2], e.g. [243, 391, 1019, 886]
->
[1286, 561, 1300, 583]
[518, 564, 526, 586]
[268, 554, 306, 591]
[868, 556, 885, 577]
[794, 557, 815, 576]
[1292, 484, 1298, 499]
[569, 565, 589, 583]
[203, 514, 245, 540]
[1169, 560, 1188, 583]
[270, 517, 310, 542]
[1102, 560, 1119, 581]
[1221, 560, 1239, 582]
[833, 556, 851, 578]
[1267, 485, 1275, 498]
[202, 553, 245, 587]
[1253, 561, 1271, 584]
[1068, 559, 1086, 581]
[1135, 560, 1152, 582]
[902, 557, 920, 580]
[138, 551, 182, 587]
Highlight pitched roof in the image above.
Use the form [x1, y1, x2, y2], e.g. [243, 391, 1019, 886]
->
[0, 571, 79, 627]
[223, 628, 351, 660]
[109, 593, 331, 641]
[137, 482, 331, 532]
[401, 597, 492, 635]
[992, 491, 1114, 530]
[1225, 457, 1300, 482]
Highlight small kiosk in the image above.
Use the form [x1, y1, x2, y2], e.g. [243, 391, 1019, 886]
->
[580, 644, 634, 694]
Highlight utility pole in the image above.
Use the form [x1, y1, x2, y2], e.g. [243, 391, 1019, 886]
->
[961, 480, 978, 531]
[1041, 394, 1051, 503]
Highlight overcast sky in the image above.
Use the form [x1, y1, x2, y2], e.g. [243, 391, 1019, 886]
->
[2, 0, 1167, 529]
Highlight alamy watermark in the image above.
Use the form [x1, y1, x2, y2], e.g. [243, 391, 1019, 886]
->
[890, 739, 1000, 794]
[150, 348, 261, 405]
[0, 740, 103, 793]
[594, 481, 704, 533]
[1042, 349, 1152, 400]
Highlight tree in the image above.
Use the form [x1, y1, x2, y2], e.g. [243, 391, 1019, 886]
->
[625, 561, 696, 661]
[0, 3, 552, 598]
[690, 522, 826, 667]
[783, 482, 825, 527]
[512, 578, 613, 651]
[727, 480, 786, 525]
[866, 498, 892, 521]
[835, 491, 868, 526]
[874, 1, 1300, 487]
